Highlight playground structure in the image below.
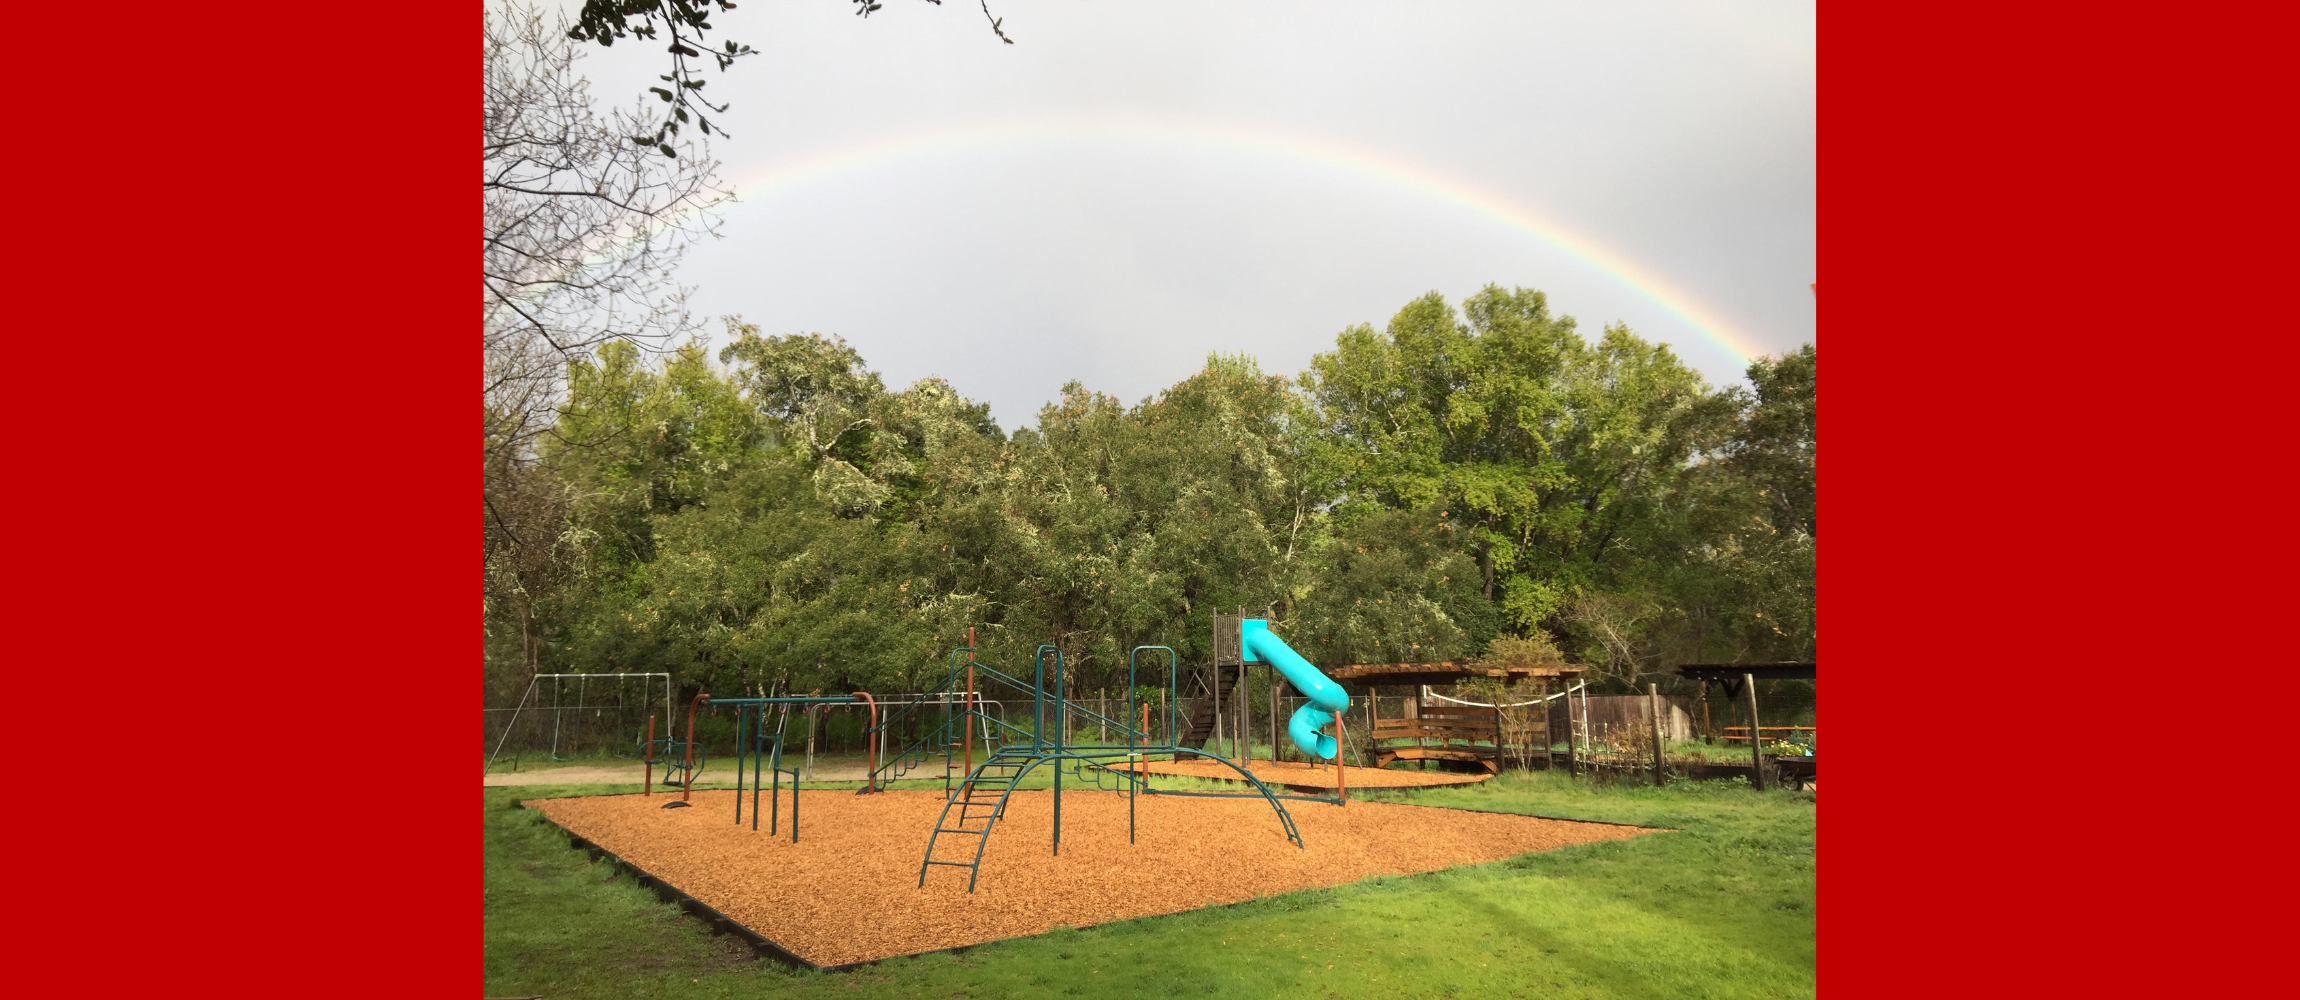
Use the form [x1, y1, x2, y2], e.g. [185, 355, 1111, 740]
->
[495, 616, 1612, 900]
[629, 617, 1360, 893]
[907, 623, 1342, 892]
[888, 618, 1357, 892]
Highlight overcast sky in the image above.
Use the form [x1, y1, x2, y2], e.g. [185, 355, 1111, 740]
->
[550, 1, 1815, 429]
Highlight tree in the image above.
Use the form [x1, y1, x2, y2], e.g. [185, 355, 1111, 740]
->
[484, 1, 730, 566]
[490, 292, 1815, 716]
[1298, 285, 1726, 637]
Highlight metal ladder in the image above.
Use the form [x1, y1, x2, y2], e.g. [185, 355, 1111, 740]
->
[917, 754, 1032, 892]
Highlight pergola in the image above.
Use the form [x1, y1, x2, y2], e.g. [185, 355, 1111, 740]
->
[1325, 661, 1582, 689]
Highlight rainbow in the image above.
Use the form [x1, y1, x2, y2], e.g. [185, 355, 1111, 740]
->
[680, 117, 1766, 364]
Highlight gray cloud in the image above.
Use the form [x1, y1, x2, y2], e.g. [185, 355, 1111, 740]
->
[554, 1, 1814, 427]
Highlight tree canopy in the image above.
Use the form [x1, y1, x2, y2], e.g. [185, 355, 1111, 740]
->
[483, 286, 1814, 708]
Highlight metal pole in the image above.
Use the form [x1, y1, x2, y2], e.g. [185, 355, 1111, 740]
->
[483, 676, 538, 777]
[549, 676, 564, 760]
[964, 628, 976, 784]
[734, 703, 747, 823]
[854, 692, 879, 793]
[1052, 646, 1063, 856]
[1744, 673, 1766, 790]
[643, 714, 655, 794]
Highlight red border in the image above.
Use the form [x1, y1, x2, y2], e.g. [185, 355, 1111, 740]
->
[6, 2, 464, 993]
[1832, 4, 2291, 995]
[12, 2, 2292, 994]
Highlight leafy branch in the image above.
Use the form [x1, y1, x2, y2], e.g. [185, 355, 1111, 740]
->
[570, 1, 1017, 158]
[851, 0, 1015, 45]
[567, 1, 757, 155]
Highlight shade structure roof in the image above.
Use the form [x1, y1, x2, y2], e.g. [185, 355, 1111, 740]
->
[1674, 663, 1816, 681]
[1325, 661, 1582, 690]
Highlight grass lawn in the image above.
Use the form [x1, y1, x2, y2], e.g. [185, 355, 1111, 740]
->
[485, 770, 1814, 999]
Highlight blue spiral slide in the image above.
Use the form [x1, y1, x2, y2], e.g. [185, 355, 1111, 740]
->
[1239, 619, 1351, 760]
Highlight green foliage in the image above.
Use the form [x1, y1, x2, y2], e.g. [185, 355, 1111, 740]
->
[565, 0, 756, 151]
[1299, 286, 1730, 639]
[484, 286, 1816, 706]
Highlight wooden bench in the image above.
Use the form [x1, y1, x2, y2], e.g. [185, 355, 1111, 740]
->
[1369, 704, 1502, 774]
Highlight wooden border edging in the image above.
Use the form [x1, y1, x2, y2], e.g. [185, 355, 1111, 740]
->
[548, 822, 824, 970]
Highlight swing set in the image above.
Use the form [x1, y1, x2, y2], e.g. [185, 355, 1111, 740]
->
[483, 672, 678, 775]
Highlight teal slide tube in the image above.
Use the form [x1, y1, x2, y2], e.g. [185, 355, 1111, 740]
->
[1240, 619, 1351, 760]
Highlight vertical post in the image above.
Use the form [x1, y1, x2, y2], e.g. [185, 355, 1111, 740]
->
[1698, 679, 1712, 742]
[1237, 666, 1248, 761]
[1335, 712, 1348, 803]
[681, 695, 703, 803]
[964, 629, 976, 782]
[1208, 611, 1221, 758]
[1540, 678, 1554, 771]
[1352, 689, 1370, 767]
[1648, 683, 1666, 787]
[643, 714, 655, 795]
[1562, 683, 1577, 777]
[1212, 670, 1223, 756]
[1053, 646, 1063, 856]
[1744, 673, 1766, 791]
[1580, 679, 1592, 754]
[1271, 676, 1281, 765]
[804, 697, 818, 780]
[854, 692, 879, 793]
[734, 705, 747, 823]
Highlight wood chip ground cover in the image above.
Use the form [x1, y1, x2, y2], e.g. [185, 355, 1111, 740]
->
[527, 788, 1650, 967]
